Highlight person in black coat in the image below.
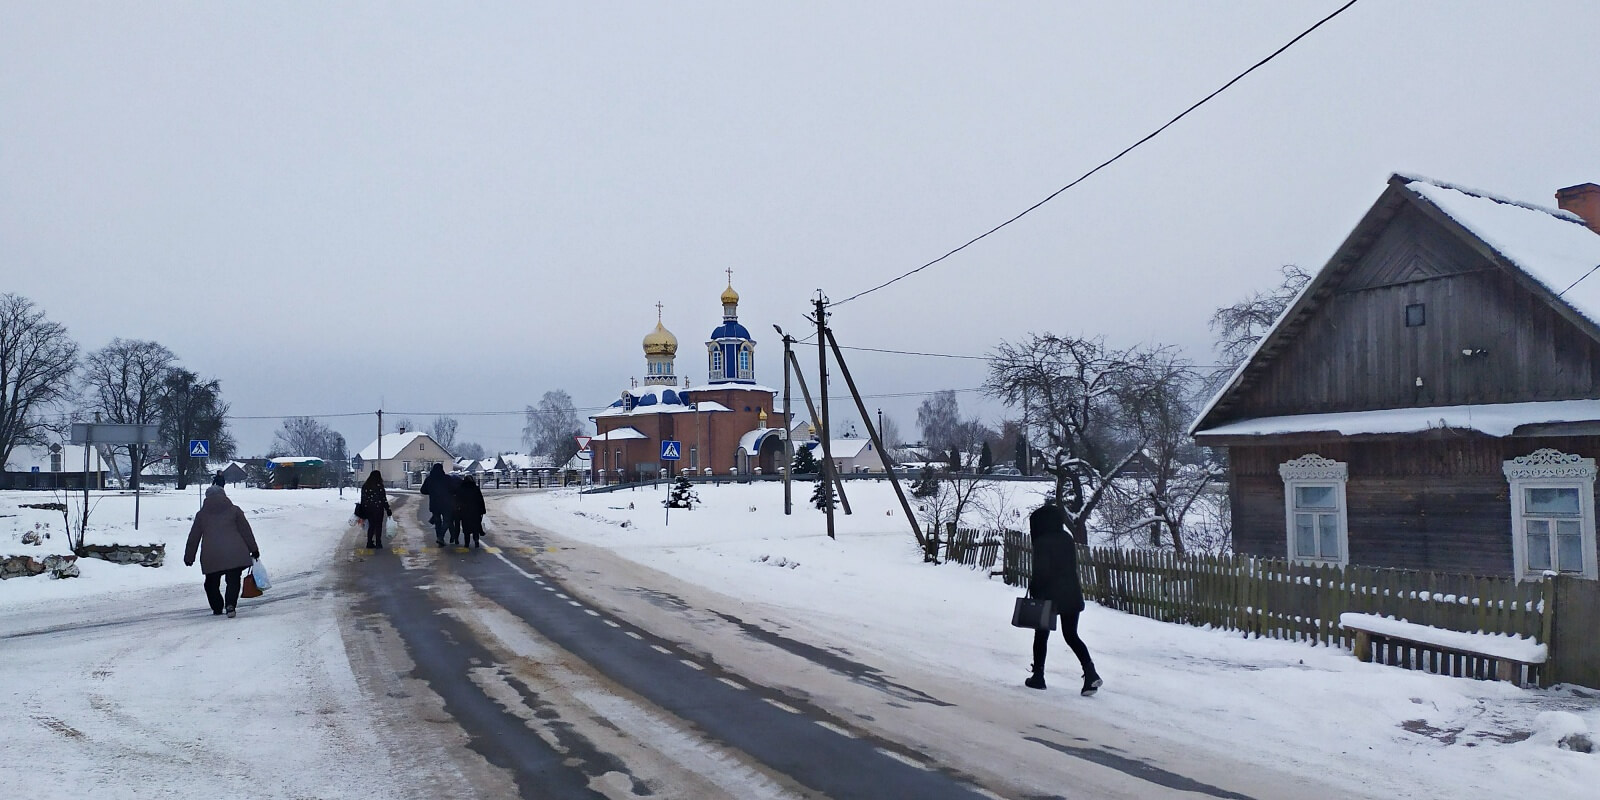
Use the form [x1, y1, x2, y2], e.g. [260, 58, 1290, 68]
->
[455, 475, 487, 549]
[358, 470, 392, 549]
[1027, 495, 1101, 695]
[419, 463, 457, 546]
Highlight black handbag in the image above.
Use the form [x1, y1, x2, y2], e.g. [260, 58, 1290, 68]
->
[1011, 597, 1057, 630]
[354, 502, 368, 519]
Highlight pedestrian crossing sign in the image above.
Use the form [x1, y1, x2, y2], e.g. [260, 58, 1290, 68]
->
[660, 440, 681, 460]
[188, 439, 210, 458]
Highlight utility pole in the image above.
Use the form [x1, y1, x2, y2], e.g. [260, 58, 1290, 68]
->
[785, 348, 851, 515]
[826, 328, 923, 552]
[776, 326, 795, 515]
[814, 293, 836, 539]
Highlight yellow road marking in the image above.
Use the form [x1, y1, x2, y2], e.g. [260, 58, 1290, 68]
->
[454, 547, 470, 553]
[483, 546, 501, 554]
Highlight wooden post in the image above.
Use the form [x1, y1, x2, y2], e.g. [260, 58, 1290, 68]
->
[822, 327, 923, 551]
[784, 348, 852, 517]
[775, 326, 795, 516]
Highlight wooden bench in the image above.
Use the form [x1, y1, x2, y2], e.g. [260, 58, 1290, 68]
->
[1340, 613, 1546, 687]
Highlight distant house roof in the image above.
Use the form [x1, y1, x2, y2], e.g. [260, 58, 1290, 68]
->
[499, 453, 555, 470]
[803, 438, 874, 459]
[357, 431, 429, 461]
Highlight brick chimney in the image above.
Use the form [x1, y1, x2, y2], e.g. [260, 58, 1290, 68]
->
[1556, 183, 1600, 233]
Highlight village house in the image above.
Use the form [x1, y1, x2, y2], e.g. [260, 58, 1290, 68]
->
[0, 443, 110, 490]
[1192, 175, 1600, 581]
[353, 429, 453, 488]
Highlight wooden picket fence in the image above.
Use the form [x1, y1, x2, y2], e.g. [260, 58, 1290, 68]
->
[987, 532, 1551, 650]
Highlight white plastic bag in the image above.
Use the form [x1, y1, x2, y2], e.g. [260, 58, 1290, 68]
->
[250, 557, 272, 591]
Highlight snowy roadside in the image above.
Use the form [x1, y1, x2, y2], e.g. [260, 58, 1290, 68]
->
[0, 488, 402, 800]
[506, 482, 1600, 800]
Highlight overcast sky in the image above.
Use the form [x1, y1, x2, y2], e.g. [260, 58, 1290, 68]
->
[4, 1, 1597, 457]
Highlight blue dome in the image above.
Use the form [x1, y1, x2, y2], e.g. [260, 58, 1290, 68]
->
[711, 321, 751, 340]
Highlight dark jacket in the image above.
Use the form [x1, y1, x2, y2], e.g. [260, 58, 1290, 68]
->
[360, 482, 391, 518]
[184, 490, 260, 574]
[1027, 502, 1085, 612]
[455, 478, 486, 520]
[420, 464, 457, 514]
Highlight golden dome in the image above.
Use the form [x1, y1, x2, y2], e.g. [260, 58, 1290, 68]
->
[721, 284, 740, 305]
[643, 321, 677, 356]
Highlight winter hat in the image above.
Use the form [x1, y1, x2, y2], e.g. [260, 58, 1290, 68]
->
[205, 484, 227, 498]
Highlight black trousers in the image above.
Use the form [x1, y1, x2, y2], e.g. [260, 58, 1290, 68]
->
[1033, 608, 1096, 677]
[203, 567, 246, 613]
[366, 514, 385, 547]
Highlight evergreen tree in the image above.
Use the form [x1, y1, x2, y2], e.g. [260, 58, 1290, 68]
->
[791, 444, 818, 474]
[911, 465, 940, 498]
[978, 441, 994, 474]
[1014, 434, 1029, 477]
[810, 478, 835, 511]
[665, 475, 699, 509]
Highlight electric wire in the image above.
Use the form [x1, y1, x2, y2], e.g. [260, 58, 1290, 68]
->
[829, 0, 1361, 309]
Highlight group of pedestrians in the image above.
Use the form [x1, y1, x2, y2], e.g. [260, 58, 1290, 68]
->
[420, 463, 487, 548]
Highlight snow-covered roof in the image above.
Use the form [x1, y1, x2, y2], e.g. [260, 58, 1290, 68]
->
[591, 427, 648, 441]
[685, 383, 779, 394]
[1403, 175, 1600, 326]
[357, 431, 427, 461]
[499, 453, 554, 470]
[593, 385, 702, 418]
[268, 456, 325, 465]
[803, 438, 874, 459]
[736, 427, 784, 453]
[694, 400, 732, 412]
[4, 444, 107, 473]
[1193, 398, 1600, 439]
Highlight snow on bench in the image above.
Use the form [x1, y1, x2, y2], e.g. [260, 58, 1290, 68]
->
[1340, 612, 1545, 686]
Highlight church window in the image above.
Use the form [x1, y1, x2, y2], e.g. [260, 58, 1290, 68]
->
[711, 349, 723, 378]
[738, 347, 751, 377]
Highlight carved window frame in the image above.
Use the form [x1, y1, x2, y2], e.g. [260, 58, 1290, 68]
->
[1279, 454, 1349, 566]
[1502, 449, 1598, 581]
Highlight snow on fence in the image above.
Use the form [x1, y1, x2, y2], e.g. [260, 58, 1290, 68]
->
[990, 532, 1551, 652]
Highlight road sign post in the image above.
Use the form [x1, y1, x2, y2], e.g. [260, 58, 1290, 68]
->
[71, 422, 161, 530]
[189, 440, 211, 506]
[660, 440, 682, 525]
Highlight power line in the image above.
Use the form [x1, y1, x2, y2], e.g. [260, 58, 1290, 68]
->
[830, 0, 1361, 309]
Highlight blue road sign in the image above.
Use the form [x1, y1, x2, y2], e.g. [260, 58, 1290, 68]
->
[188, 439, 211, 458]
[660, 440, 681, 460]
[31, 466, 40, 473]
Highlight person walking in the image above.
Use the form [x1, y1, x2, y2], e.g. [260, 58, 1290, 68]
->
[359, 470, 392, 549]
[455, 475, 487, 549]
[419, 463, 457, 547]
[1026, 494, 1102, 695]
[183, 482, 260, 618]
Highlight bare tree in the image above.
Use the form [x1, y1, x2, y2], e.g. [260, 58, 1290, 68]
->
[158, 368, 233, 489]
[270, 416, 346, 463]
[984, 333, 1163, 544]
[1204, 265, 1311, 394]
[428, 415, 459, 454]
[916, 390, 961, 453]
[390, 417, 413, 434]
[914, 472, 990, 562]
[0, 294, 79, 471]
[454, 441, 486, 461]
[81, 338, 175, 490]
[879, 413, 901, 449]
[524, 390, 582, 466]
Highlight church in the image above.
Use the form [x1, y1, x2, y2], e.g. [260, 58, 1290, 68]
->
[590, 277, 790, 482]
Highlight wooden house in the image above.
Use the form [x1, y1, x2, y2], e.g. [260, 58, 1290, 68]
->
[1192, 175, 1600, 581]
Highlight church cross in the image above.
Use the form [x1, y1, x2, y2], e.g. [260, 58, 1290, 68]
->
[656, 301, 663, 321]
[726, 267, 734, 287]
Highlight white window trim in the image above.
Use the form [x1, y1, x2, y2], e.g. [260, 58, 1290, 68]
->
[1502, 449, 1599, 581]
[1279, 454, 1349, 566]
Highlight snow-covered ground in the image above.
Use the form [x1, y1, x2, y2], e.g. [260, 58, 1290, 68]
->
[0, 487, 395, 799]
[3, 482, 1597, 799]
[506, 480, 1600, 800]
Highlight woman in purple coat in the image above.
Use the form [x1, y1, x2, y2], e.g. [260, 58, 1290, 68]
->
[183, 484, 260, 618]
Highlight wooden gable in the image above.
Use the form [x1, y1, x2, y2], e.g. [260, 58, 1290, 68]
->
[1196, 177, 1600, 434]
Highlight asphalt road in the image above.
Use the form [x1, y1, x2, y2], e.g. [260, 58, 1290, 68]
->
[335, 492, 1341, 800]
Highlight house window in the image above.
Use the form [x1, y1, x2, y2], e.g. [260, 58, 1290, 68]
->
[402, 460, 411, 474]
[1503, 449, 1598, 580]
[1405, 303, 1425, 327]
[1278, 454, 1349, 565]
[689, 446, 698, 471]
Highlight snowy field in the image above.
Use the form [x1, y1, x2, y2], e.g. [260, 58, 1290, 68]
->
[2, 482, 1597, 799]
[507, 480, 1600, 800]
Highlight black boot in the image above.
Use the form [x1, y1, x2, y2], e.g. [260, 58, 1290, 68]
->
[1081, 671, 1102, 696]
[1025, 663, 1046, 690]
[365, 538, 375, 549]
